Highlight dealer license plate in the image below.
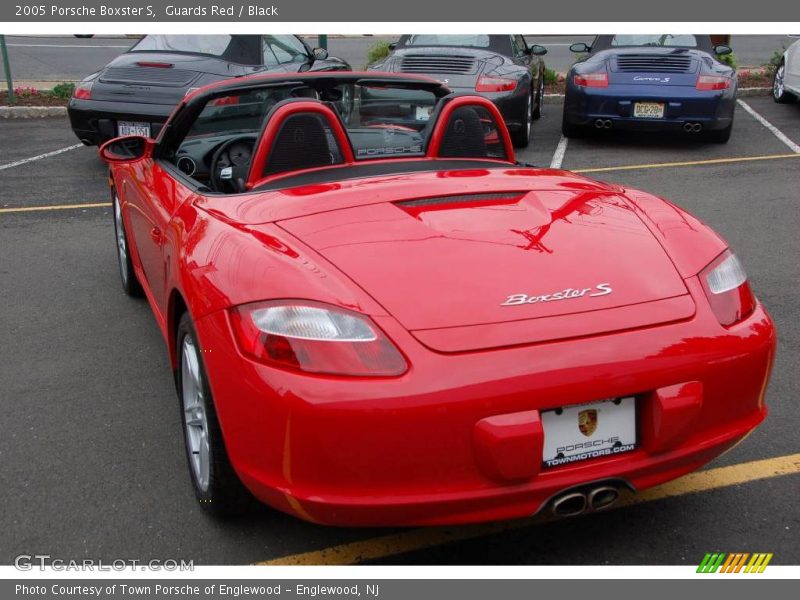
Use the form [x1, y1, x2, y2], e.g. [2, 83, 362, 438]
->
[633, 102, 665, 119]
[117, 121, 151, 137]
[541, 397, 636, 468]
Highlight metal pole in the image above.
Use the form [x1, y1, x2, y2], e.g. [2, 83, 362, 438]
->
[318, 34, 328, 51]
[0, 34, 14, 105]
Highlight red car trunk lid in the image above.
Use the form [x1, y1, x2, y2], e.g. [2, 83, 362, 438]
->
[279, 188, 694, 350]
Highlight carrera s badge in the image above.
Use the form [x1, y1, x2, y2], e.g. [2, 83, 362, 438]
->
[501, 283, 612, 306]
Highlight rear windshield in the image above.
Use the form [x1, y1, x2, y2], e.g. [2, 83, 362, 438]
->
[130, 35, 260, 64]
[403, 35, 491, 48]
[610, 35, 699, 48]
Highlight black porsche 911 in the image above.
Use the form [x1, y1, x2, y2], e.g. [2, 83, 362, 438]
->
[68, 35, 350, 146]
[368, 34, 547, 147]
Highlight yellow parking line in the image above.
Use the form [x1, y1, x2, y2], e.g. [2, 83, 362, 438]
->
[0, 202, 110, 214]
[259, 452, 800, 566]
[2, 152, 798, 216]
[573, 153, 800, 174]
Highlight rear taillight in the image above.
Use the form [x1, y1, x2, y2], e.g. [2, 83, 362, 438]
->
[135, 61, 173, 68]
[700, 251, 756, 326]
[230, 301, 407, 377]
[73, 81, 93, 100]
[574, 72, 608, 88]
[475, 76, 517, 92]
[696, 75, 731, 91]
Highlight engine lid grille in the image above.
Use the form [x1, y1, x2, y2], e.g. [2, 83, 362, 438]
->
[614, 54, 694, 73]
[399, 55, 477, 74]
[100, 66, 198, 87]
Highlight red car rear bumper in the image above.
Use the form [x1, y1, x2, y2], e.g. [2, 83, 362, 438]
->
[194, 293, 775, 526]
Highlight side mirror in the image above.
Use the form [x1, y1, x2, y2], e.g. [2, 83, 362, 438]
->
[713, 45, 733, 56]
[388, 42, 398, 50]
[312, 47, 329, 60]
[99, 136, 153, 163]
[569, 42, 591, 53]
[530, 44, 548, 56]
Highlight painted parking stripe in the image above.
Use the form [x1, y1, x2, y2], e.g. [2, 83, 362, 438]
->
[737, 99, 800, 154]
[259, 452, 800, 566]
[0, 202, 109, 214]
[2, 152, 799, 215]
[0, 144, 83, 172]
[549, 135, 569, 169]
[573, 153, 800, 175]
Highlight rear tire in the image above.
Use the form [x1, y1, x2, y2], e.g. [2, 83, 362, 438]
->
[561, 110, 584, 138]
[511, 92, 532, 148]
[707, 120, 733, 144]
[773, 62, 797, 104]
[176, 313, 254, 517]
[112, 188, 143, 297]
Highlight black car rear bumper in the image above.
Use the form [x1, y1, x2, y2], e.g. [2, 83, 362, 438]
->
[68, 98, 176, 146]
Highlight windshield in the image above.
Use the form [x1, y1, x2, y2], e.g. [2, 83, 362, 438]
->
[404, 35, 492, 48]
[610, 35, 699, 48]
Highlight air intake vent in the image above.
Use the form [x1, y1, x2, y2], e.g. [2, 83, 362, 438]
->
[100, 66, 198, 87]
[399, 55, 477, 75]
[614, 54, 693, 73]
[397, 192, 524, 213]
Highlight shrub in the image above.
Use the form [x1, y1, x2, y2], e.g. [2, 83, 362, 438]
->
[365, 40, 393, 68]
[717, 51, 738, 69]
[543, 68, 559, 85]
[764, 47, 786, 74]
[51, 82, 76, 100]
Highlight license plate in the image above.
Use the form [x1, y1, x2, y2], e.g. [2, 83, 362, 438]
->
[633, 102, 665, 119]
[415, 106, 434, 121]
[117, 121, 151, 137]
[541, 397, 636, 468]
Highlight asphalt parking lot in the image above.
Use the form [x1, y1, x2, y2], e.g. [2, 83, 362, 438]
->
[1, 96, 799, 566]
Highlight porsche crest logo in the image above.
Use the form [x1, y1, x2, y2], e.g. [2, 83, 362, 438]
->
[578, 409, 598, 437]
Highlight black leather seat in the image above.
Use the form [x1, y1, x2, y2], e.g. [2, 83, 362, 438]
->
[437, 106, 489, 159]
[262, 113, 338, 177]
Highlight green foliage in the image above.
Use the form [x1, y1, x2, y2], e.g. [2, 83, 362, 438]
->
[365, 41, 393, 68]
[543, 68, 559, 85]
[764, 47, 786, 74]
[51, 82, 76, 100]
[717, 51, 738, 69]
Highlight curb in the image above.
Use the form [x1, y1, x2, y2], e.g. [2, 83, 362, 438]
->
[0, 106, 68, 118]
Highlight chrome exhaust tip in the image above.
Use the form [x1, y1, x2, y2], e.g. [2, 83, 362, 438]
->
[551, 492, 588, 517]
[602, 119, 613, 129]
[594, 119, 605, 129]
[588, 486, 620, 511]
[684, 122, 703, 133]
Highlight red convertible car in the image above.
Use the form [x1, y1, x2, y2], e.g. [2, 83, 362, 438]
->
[101, 72, 775, 525]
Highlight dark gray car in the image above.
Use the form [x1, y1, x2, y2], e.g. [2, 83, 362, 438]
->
[68, 34, 350, 146]
[368, 34, 547, 147]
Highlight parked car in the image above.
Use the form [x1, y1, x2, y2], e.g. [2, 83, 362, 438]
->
[368, 34, 547, 147]
[773, 36, 800, 103]
[68, 34, 350, 146]
[100, 72, 774, 524]
[563, 35, 736, 143]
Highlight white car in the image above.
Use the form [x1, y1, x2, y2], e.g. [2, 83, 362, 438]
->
[773, 37, 800, 103]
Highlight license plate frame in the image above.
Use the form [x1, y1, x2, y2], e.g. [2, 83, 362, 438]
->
[633, 102, 665, 119]
[541, 397, 637, 468]
[117, 121, 151, 137]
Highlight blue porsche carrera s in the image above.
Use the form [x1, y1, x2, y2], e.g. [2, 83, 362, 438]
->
[562, 35, 737, 143]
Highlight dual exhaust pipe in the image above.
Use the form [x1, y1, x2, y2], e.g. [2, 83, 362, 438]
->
[594, 118, 613, 129]
[684, 122, 703, 133]
[551, 485, 620, 517]
[592, 120, 703, 133]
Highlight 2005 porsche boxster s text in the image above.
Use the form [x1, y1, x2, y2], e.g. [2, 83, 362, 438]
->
[101, 72, 775, 525]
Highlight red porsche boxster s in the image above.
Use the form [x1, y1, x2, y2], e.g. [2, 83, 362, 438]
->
[100, 72, 775, 525]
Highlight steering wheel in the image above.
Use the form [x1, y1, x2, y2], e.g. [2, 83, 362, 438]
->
[210, 135, 257, 193]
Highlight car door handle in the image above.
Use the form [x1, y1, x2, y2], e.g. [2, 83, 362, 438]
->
[150, 227, 162, 243]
